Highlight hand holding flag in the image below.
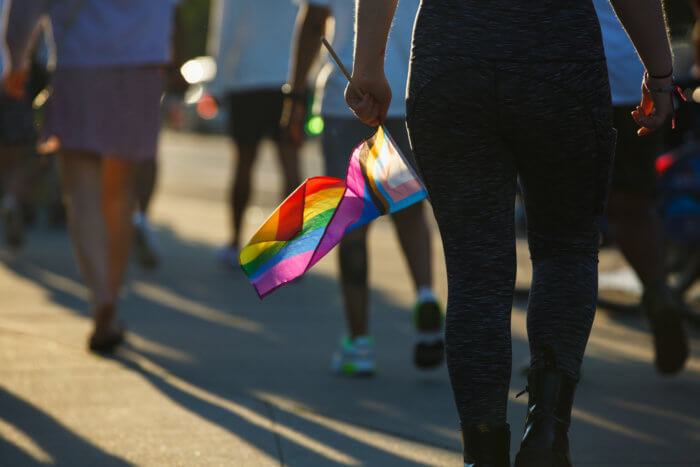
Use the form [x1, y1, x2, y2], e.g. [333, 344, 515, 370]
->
[238, 38, 424, 297]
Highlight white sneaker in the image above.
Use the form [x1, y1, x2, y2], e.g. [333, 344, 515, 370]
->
[331, 335, 376, 376]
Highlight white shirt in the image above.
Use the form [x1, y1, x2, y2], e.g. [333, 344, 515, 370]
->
[593, 0, 645, 106]
[208, 0, 297, 95]
[303, 0, 418, 118]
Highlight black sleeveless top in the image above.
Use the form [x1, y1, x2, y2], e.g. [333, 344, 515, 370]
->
[412, 0, 606, 63]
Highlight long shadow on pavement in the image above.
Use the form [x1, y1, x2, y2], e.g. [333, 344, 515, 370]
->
[0, 386, 130, 466]
[2, 224, 700, 465]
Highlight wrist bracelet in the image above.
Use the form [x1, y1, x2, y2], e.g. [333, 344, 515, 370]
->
[645, 69, 674, 80]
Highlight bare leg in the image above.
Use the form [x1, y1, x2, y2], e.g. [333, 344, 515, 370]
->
[58, 151, 112, 314]
[339, 226, 370, 338]
[606, 191, 666, 288]
[607, 190, 688, 374]
[229, 143, 257, 249]
[275, 139, 301, 198]
[102, 158, 136, 298]
[134, 159, 157, 214]
[0, 144, 26, 200]
[389, 201, 433, 290]
[1, 145, 27, 247]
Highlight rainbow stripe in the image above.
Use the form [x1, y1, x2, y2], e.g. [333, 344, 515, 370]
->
[240, 126, 427, 297]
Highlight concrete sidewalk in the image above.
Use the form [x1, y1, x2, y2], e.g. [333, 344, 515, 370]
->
[0, 131, 698, 466]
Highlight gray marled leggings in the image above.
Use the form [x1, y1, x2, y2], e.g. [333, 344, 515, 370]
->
[406, 57, 616, 428]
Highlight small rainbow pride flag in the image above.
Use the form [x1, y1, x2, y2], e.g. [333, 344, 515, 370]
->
[239, 125, 428, 298]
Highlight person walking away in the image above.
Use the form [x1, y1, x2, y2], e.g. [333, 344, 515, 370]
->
[132, 6, 187, 271]
[345, 0, 675, 465]
[286, 0, 443, 375]
[207, 0, 302, 267]
[595, 0, 690, 375]
[0, 67, 32, 249]
[3, 0, 181, 353]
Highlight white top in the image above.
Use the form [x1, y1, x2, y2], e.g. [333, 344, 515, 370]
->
[303, 0, 418, 118]
[593, 0, 645, 106]
[207, 0, 297, 95]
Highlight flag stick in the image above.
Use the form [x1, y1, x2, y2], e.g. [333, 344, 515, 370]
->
[321, 37, 365, 98]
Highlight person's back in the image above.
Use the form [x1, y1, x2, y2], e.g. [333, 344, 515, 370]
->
[48, 0, 178, 68]
[208, 0, 297, 95]
[413, 0, 604, 62]
[209, 0, 302, 268]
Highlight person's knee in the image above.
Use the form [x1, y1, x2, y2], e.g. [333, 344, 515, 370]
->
[527, 225, 599, 261]
[235, 145, 257, 172]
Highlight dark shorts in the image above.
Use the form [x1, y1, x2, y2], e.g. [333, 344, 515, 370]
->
[0, 95, 35, 146]
[610, 105, 662, 197]
[228, 89, 284, 146]
[321, 117, 417, 179]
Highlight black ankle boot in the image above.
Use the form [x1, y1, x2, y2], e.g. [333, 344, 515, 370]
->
[514, 361, 577, 467]
[462, 423, 510, 467]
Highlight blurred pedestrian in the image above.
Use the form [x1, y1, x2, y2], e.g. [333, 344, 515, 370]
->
[207, 0, 301, 267]
[286, 0, 442, 376]
[0, 2, 39, 249]
[595, 0, 691, 375]
[0, 75, 32, 249]
[131, 8, 187, 271]
[132, 160, 160, 269]
[3, 0, 181, 353]
[346, 0, 675, 465]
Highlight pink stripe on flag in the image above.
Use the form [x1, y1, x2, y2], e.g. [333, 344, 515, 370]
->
[309, 146, 367, 268]
[252, 250, 315, 297]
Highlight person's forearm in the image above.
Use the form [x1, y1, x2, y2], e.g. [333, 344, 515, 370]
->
[609, 0, 673, 76]
[3, 0, 48, 71]
[352, 0, 398, 74]
[289, 3, 330, 94]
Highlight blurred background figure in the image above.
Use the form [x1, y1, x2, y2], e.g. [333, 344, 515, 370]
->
[286, 0, 442, 376]
[594, 0, 691, 375]
[2, 0, 182, 353]
[0, 65, 33, 249]
[132, 8, 188, 271]
[0, 1, 43, 249]
[207, 0, 301, 268]
[131, 161, 160, 269]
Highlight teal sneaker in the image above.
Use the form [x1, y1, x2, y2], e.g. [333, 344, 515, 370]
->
[413, 297, 445, 369]
[331, 335, 376, 376]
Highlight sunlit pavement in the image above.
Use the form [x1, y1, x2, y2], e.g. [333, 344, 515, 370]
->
[0, 130, 698, 466]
